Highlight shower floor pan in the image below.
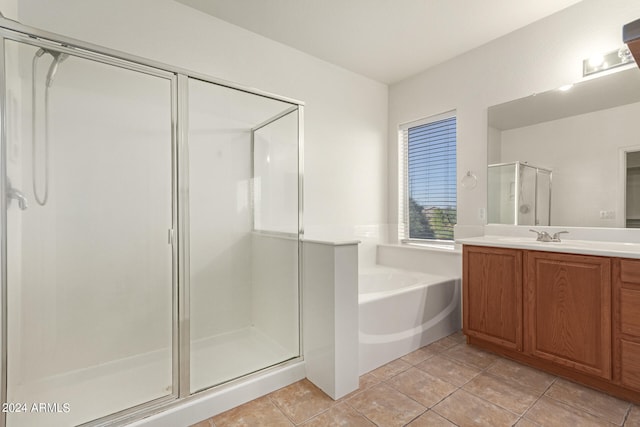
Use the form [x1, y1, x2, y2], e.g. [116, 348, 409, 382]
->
[8, 327, 293, 427]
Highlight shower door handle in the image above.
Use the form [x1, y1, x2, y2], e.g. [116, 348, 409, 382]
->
[168, 228, 175, 245]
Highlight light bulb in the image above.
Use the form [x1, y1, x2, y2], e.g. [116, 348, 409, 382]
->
[588, 54, 605, 68]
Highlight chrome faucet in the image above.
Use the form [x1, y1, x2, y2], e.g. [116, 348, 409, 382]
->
[530, 229, 569, 242]
[7, 180, 28, 210]
[551, 231, 569, 242]
[530, 229, 552, 242]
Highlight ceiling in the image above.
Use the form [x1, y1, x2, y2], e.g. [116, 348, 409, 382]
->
[175, 0, 583, 84]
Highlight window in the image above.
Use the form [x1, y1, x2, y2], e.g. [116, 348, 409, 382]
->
[399, 112, 457, 242]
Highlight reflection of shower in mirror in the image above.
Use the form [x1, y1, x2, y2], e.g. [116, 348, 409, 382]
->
[487, 161, 552, 226]
[517, 163, 531, 215]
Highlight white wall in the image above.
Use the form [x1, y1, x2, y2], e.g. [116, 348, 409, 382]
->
[388, 0, 640, 240]
[13, 0, 389, 237]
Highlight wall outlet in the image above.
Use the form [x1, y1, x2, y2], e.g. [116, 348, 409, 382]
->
[599, 210, 616, 219]
[478, 207, 486, 221]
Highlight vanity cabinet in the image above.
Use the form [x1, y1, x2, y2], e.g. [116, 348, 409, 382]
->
[613, 259, 640, 391]
[462, 246, 522, 351]
[463, 245, 640, 402]
[525, 251, 611, 379]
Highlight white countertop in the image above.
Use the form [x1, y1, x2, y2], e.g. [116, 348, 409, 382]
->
[302, 237, 361, 246]
[457, 235, 640, 259]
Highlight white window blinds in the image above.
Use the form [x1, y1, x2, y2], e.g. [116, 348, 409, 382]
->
[399, 112, 457, 241]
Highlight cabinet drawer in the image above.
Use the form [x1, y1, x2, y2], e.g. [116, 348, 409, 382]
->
[621, 339, 640, 391]
[621, 260, 640, 285]
[621, 289, 640, 336]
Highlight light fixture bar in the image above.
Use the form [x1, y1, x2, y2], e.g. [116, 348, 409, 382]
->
[583, 47, 634, 77]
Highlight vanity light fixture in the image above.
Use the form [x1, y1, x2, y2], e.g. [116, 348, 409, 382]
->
[588, 54, 605, 68]
[582, 46, 634, 76]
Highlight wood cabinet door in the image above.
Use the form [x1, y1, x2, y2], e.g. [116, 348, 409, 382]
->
[525, 251, 611, 379]
[463, 246, 523, 351]
[613, 259, 640, 390]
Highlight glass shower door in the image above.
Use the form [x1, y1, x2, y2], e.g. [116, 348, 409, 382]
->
[188, 78, 300, 393]
[3, 39, 175, 426]
[487, 163, 516, 224]
[536, 170, 552, 226]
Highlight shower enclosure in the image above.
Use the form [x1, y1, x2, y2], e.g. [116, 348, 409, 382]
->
[0, 17, 302, 427]
[488, 161, 552, 226]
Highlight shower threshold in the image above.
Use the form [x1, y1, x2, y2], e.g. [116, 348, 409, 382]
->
[6, 326, 293, 426]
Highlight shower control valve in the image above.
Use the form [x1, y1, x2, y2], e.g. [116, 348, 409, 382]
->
[6, 179, 28, 211]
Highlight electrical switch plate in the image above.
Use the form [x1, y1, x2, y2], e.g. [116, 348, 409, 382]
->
[599, 210, 616, 219]
[478, 207, 486, 221]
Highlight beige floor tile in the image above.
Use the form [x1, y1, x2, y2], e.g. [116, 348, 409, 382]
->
[416, 354, 482, 387]
[424, 340, 453, 353]
[545, 378, 631, 425]
[406, 409, 457, 426]
[268, 379, 334, 424]
[463, 372, 542, 415]
[486, 358, 555, 394]
[444, 343, 499, 370]
[433, 335, 462, 350]
[449, 330, 467, 344]
[359, 372, 382, 389]
[300, 402, 375, 426]
[525, 396, 617, 427]
[386, 367, 457, 408]
[626, 405, 640, 426]
[401, 346, 440, 365]
[369, 358, 411, 380]
[212, 396, 293, 426]
[339, 372, 381, 401]
[514, 418, 541, 427]
[432, 389, 519, 427]
[346, 382, 426, 427]
[189, 419, 214, 427]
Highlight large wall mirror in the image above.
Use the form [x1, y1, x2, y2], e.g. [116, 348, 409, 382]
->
[487, 66, 640, 228]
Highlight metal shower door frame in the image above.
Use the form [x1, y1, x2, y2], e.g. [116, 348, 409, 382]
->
[0, 30, 180, 427]
[0, 15, 304, 427]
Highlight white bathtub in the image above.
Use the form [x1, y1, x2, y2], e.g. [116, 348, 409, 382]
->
[359, 266, 461, 374]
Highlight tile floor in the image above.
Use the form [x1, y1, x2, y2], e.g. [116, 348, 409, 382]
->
[191, 331, 640, 427]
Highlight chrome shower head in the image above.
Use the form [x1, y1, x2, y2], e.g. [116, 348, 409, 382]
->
[45, 51, 69, 87]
